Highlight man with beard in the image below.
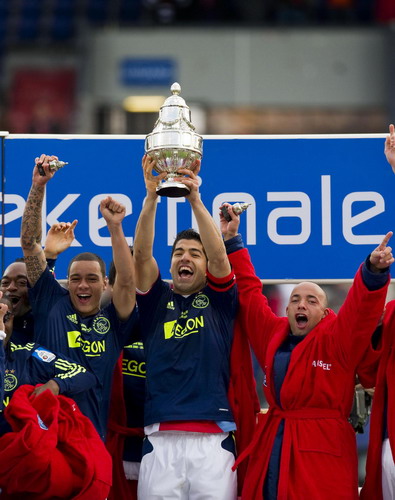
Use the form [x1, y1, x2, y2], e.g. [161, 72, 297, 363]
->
[133, 155, 239, 499]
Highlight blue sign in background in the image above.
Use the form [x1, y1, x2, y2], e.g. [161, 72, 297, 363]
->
[120, 58, 176, 86]
[1, 134, 393, 281]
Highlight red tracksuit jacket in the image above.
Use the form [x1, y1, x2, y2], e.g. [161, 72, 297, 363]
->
[229, 248, 389, 500]
[0, 385, 112, 499]
[360, 300, 395, 500]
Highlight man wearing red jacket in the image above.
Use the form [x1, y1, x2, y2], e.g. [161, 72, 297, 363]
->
[220, 204, 393, 500]
[361, 124, 395, 500]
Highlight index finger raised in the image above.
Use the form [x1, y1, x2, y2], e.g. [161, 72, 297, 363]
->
[378, 231, 393, 251]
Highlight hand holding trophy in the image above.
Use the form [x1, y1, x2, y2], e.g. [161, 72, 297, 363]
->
[145, 83, 203, 197]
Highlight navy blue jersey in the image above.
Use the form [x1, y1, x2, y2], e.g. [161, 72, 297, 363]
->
[11, 310, 34, 344]
[137, 272, 237, 426]
[0, 340, 96, 434]
[28, 267, 138, 439]
[122, 340, 145, 462]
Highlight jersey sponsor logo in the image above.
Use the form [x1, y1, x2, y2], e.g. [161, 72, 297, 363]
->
[92, 316, 110, 335]
[163, 315, 204, 339]
[312, 359, 332, 371]
[2, 396, 10, 408]
[122, 358, 146, 378]
[67, 313, 79, 324]
[67, 331, 106, 357]
[4, 371, 17, 392]
[166, 301, 175, 310]
[192, 294, 209, 309]
[33, 348, 56, 363]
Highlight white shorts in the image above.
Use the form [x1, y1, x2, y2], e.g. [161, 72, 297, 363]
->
[123, 460, 141, 481]
[382, 438, 395, 500]
[137, 431, 237, 500]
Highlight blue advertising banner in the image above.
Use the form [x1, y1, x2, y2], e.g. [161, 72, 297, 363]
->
[1, 134, 393, 281]
[120, 58, 177, 86]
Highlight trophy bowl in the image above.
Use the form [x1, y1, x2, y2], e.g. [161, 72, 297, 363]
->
[145, 82, 203, 198]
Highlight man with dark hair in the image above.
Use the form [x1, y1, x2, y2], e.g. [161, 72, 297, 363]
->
[0, 260, 33, 344]
[133, 155, 240, 499]
[1, 221, 78, 344]
[67, 251, 106, 278]
[20, 153, 137, 440]
[170, 228, 207, 258]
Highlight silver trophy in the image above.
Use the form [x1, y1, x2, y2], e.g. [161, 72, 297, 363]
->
[145, 82, 203, 197]
[49, 160, 68, 172]
[37, 159, 68, 176]
[221, 203, 251, 222]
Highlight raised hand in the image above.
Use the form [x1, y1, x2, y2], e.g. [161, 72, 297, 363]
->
[174, 160, 201, 201]
[44, 220, 78, 259]
[370, 231, 394, 271]
[142, 154, 167, 195]
[100, 196, 126, 228]
[32, 154, 59, 186]
[219, 203, 241, 241]
[384, 124, 395, 173]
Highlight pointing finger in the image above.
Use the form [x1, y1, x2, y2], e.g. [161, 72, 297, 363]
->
[378, 231, 393, 251]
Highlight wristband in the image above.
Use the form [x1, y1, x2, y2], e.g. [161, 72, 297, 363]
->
[0, 330, 6, 340]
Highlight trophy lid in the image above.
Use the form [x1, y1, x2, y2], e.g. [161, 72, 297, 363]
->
[145, 82, 203, 157]
[161, 82, 188, 109]
[149, 82, 195, 132]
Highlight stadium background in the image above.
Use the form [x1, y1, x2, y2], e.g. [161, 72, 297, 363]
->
[0, 0, 394, 485]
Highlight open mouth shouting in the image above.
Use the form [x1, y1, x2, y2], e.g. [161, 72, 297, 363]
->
[295, 313, 308, 329]
[77, 294, 92, 305]
[178, 266, 194, 281]
[6, 294, 22, 313]
[8, 295, 21, 307]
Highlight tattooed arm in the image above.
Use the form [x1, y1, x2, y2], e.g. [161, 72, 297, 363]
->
[21, 154, 59, 286]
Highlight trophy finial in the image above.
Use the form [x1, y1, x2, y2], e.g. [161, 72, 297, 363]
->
[145, 82, 203, 197]
[171, 82, 181, 95]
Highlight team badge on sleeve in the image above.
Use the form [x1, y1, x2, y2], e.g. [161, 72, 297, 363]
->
[32, 348, 56, 363]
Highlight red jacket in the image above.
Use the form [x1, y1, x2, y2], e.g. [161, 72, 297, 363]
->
[360, 300, 395, 500]
[229, 248, 389, 500]
[228, 315, 261, 494]
[106, 354, 144, 500]
[0, 385, 112, 499]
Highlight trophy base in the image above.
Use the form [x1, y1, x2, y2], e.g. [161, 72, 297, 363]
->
[156, 182, 190, 198]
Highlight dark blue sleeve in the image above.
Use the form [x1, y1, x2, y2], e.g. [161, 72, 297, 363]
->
[30, 345, 96, 396]
[28, 266, 68, 314]
[45, 258, 57, 275]
[224, 234, 244, 254]
[105, 302, 139, 350]
[362, 255, 390, 291]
